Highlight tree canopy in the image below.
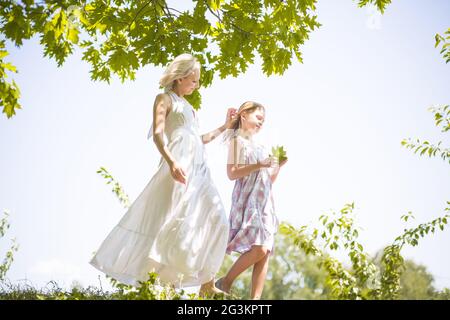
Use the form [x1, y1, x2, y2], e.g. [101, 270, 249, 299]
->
[0, 0, 391, 117]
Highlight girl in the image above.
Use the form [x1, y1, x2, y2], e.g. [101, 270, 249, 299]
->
[216, 101, 287, 299]
[90, 53, 236, 297]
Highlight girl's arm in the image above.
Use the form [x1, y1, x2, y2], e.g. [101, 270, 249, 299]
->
[270, 167, 279, 184]
[152, 93, 187, 184]
[226, 137, 272, 180]
[227, 163, 262, 181]
[269, 160, 288, 184]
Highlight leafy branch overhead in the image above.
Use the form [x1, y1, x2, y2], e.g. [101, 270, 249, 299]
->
[0, 0, 391, 117]
[0, 40, 21, 119]
[401, 105, 450, 164]
[435, 28, 450, 64]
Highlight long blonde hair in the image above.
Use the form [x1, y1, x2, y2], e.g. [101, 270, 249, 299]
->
[159, 53, 201, 91]
[223, 101, 265, 142]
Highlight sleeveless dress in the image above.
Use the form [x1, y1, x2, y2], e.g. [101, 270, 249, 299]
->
[226, 135, 279, 255]
[90, 91, 229, 288]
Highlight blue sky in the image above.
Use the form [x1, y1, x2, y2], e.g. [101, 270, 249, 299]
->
[1, 0, 450, 292]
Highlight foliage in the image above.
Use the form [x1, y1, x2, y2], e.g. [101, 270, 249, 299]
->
[104, 272, 204, 300]
[398, 260, 436, 300]
[401, 139, 449, 164]
[401, 105, 450, 164]
[96, 166, 130, 208]
[0, 273, 201, 300]
[356, 0, 391, 14]
[435, 28, 450, 63]
[271, 145, 288, 163]
[0, 210, 19, 282]
[379, 209, 449, 299]
[219, 230, 448, 300]
[434, 288, 450, 300]
[280, 204, 377, 300]
[0, 40, 20, 118]
[0, 278, 109, 300]
[0, 0, 324, 115]
[280, 202, 449, 300]
[0, 0, 395, 117]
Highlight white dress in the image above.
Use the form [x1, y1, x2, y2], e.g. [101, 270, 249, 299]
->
[90, 91, 229, 288]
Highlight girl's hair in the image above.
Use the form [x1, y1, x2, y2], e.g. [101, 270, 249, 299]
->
[159, 53, 201, 91]
[223, 101, 265, 142]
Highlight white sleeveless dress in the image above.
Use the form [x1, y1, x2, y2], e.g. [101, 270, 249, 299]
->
[90, 91, 229, 288]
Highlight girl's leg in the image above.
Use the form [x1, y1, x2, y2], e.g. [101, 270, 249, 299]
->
[221, 246, 268, 293]
[250, 252, 270, 299]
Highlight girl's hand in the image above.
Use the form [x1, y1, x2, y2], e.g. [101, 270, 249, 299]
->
[279, 159, 288, 167]
[258, 156, 278, 168]
[272, 159, 287, 172]
[169, 161, 187, 185]
[224, 108, 238, 129]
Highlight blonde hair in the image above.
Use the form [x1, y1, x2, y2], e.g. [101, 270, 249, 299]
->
[159, 53, 201, 91]
[223, 101, 265, 142]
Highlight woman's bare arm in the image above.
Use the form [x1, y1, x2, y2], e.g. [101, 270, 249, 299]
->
[201, 124, 227, 144]
[152, 93, 187, 184]
[201, 108, 237, 144]
[152, 93, 175, 166]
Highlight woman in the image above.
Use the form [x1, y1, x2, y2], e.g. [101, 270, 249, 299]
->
[90, 53, 236, 296]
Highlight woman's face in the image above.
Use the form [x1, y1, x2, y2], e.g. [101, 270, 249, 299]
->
[176, 70, 200, 96]
[241, 108, 265, 134]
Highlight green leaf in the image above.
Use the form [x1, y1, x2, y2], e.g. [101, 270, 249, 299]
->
[67, 28, 79, 44]
[271, 145, 288, 162]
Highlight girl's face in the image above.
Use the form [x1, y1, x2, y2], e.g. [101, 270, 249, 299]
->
[175, 70, 200, 96]
[241, 108, 265, 135]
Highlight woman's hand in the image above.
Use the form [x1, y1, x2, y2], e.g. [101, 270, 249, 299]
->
[169, 161, 187, 185]
[224, 108, 238, 129]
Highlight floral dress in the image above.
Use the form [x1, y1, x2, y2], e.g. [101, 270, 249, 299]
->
[226, 135, 279, 255]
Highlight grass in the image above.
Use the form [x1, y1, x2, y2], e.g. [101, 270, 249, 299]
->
[0, 273, 240, 300]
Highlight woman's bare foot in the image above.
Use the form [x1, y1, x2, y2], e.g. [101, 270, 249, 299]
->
[215, 277, 232, 294]
[199, 279, 227, 298]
